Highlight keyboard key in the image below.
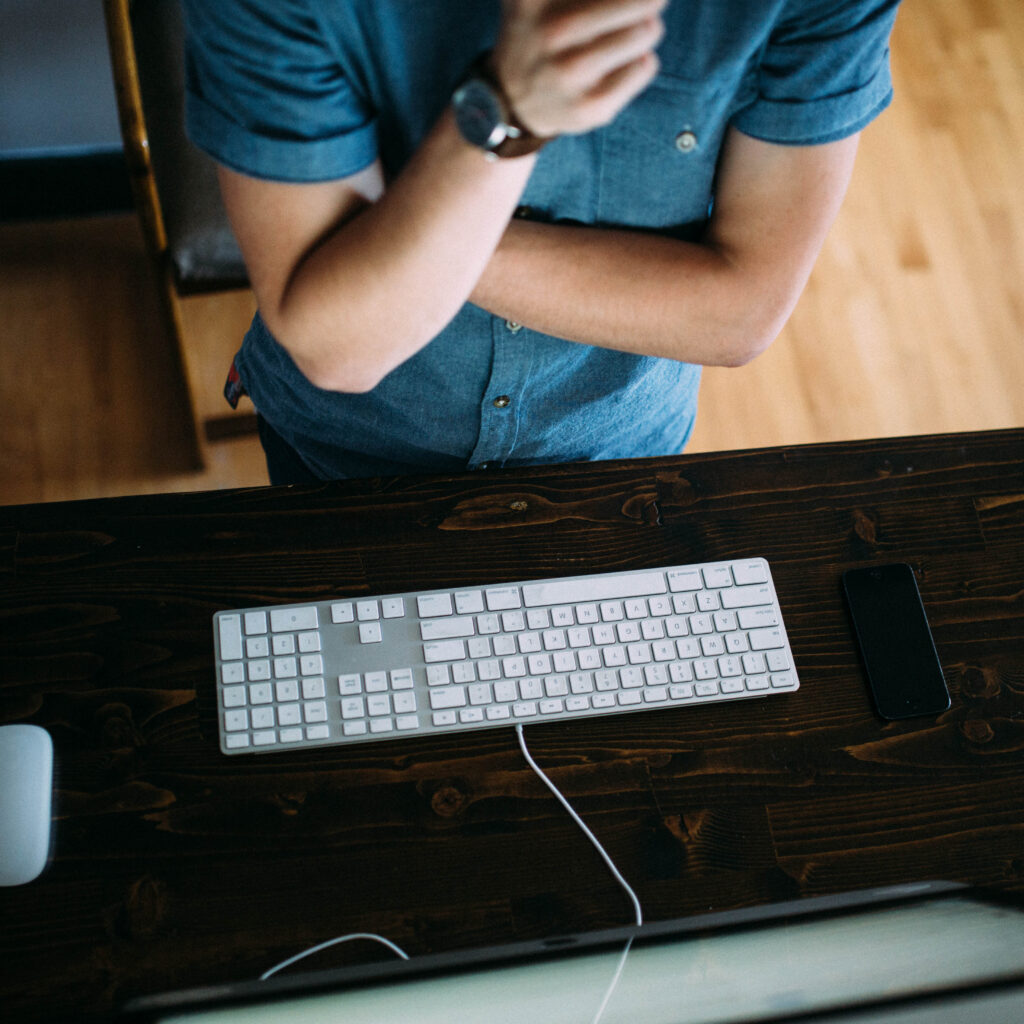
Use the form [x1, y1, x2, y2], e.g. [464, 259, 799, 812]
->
[222, 663, 246, 685]
[251, 707, 275, 730]
[304, 701, 328, 723]
[218, 615, 243, 661]
[738, 606, 780, 629]
[247, 636, 270, 658]
[272, 634, 295, 656]
[244, 611, 268, 635]
[418, 593, 454, 617]
[703, 566, 733, 589]
[430, 686, 467, 710]
[357, 600, 380, 621]
[750, 628, 785, 650]
[394, 692, 417, 714]
[271, 606, 318, 632]
[733, 560, 769, 585]
[275, 680, 299, 702]
[339, 673, 362, 696]
[720, 585, 773, 609]
[331, 602, 354, 623]
[452, 662, 476, 683]
[424, 639, 466, 663]
[382, 597, 405, 618]
[391, 668, 415, 690]
[667, 569, 702, 591]
[224, 709, 248, 732]
[421, 616, 475, 641]
[300, 654, 324, 676]
[223, 685, 247, 708]
[524, 572, 666, 607]
[455, 590, 485, 614]
[367, 695, 391, 716]
[486, 587, 522, 611]
[278, 704, 302, 726]
[274, 657, 297, 678]
[298, 631, 322, 652]
[353, 622, 379, 644]
[302, 677, 326, 699]
[341, 698, 364, 719]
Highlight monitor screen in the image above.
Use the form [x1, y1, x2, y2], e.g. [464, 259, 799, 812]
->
[131, 885, 1024, 1024]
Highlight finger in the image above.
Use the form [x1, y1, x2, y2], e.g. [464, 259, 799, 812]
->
[553, 14, 665, 95]
[540, 0, 668, 54]
[575, 51, 661, 129]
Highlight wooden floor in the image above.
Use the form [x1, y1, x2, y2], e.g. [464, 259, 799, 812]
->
[2, 0, 1022, 506]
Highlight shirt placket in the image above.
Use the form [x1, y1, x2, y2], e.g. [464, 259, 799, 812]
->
[466, 316, 534, 470]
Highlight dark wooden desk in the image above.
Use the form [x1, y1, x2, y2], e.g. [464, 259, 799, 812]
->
[2, 429, 1022, 1022]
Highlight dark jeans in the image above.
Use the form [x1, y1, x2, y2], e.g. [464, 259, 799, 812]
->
[256, 416, 323, 486]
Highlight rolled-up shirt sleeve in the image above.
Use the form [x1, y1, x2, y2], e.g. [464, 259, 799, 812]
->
[181, 0, 378, 181]
[732, 0, 901, 146]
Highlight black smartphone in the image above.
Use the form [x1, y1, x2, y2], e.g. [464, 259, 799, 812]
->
[841, 563, 951, 720]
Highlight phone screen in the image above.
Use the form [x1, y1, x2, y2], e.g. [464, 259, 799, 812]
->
[841, 563, 951, 720]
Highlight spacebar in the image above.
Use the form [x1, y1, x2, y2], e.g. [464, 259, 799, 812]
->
[522, 572, 667, 607]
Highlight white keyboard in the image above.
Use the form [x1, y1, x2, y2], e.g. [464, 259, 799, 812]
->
[212, 558, 799, 755]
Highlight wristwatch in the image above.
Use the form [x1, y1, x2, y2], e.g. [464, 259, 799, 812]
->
[451, 56, 548, 160]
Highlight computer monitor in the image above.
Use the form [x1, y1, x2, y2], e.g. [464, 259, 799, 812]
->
[122, 881, 1024, 1024]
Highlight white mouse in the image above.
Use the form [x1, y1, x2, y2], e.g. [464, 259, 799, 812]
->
[0, 724, 54, 886]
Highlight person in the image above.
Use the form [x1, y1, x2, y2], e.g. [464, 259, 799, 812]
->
[182, 0, 901, 483]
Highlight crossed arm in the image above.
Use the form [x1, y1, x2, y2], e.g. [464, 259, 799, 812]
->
[219, 117, 858, 393]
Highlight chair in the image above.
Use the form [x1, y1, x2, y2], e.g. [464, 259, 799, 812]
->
[103, 0, 256, 460]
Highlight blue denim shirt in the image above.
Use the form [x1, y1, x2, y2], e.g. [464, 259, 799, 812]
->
[183, 0, 898, 478]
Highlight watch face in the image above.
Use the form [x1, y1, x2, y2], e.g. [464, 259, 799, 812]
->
[453, 78, 506, 151]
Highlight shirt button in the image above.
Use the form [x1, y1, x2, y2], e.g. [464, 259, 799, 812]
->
[493, 395, 511, 408]
[514, 205, 535, 219]
[675, 130, 698, 153]
[505, 320, 523, 333]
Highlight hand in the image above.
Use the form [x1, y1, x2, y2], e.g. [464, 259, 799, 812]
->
[493, 0, 666, 137]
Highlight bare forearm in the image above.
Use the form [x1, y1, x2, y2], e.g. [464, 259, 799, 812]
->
[470, 219, 793, 368]
[273, 112, 535, 392]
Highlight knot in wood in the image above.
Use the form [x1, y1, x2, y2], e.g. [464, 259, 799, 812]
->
[960, 665, 1000, 699]
[119, 874, 166, 939]
[430, 784, 469, 818]
[96, 702, 141, 749]
[509, 500, 528, 511]
[961, 718, 995, 745]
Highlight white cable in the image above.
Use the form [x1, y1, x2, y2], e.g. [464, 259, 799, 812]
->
[591, 934, 634, 1024]
[260, 932, 409, 981]
[515, 723, 643, 927]
[515, 723, 642, 1024]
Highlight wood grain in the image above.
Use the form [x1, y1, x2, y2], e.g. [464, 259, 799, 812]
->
[0, 429, 1021, 1022]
